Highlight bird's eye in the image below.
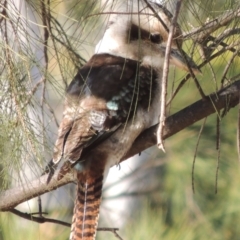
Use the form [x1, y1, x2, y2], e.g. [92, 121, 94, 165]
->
[150, 33, 162, 44]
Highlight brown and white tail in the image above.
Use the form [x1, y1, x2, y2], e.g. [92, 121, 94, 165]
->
[70, 174, 103, 240]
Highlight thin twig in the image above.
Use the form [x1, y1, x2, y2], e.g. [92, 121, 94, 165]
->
[192, 117, 207, 193]
[10, 208, 71, 227]
[43, 99, 60, 128]
[50, 16, 86, 65]
[215, 117, 221, 194]
[183, 7, 240, 41]
[142, 0, 169, 33]
[167, 41, 239, 105]
[205, 29, 240, 58]
[40, 0, 50, 158]
[9, 209, 121, 236]
[208, 62, 217, 87]
[112, 229, 124, 240]
[216, 113, 221, 151]
[237, 95, 240, 163]
[220, 49, 240, 86]
[157, 0, 183, 151]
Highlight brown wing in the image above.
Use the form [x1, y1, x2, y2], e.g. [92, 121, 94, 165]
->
[52, 94, 110, 180]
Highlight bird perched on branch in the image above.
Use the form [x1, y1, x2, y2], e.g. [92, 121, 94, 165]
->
[46, 1, 199, 239]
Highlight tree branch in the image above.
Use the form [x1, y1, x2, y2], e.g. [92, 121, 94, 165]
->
[1, 79, 240, 211]
[183, 7, 240, 42]
[124, 79, 240, 159]
[9, 209, 123, 238]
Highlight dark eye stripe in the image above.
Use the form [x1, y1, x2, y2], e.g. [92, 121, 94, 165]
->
[150, 33, 162, 44]
[128, 23, 162, 44]
[128, 23, 150, 41]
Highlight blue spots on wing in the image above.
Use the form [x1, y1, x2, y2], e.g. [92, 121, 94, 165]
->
[105, 79, 137, 119]
[105, 74, 154, 121]
[107, 101, 119, 111]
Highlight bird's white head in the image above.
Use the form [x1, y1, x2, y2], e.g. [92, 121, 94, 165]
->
[95, 0, 199, 73]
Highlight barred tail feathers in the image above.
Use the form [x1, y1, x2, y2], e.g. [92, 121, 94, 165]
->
[70, 174, 103, 240]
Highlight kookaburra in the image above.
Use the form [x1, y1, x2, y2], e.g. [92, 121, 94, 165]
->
[47, 1, 199, 239]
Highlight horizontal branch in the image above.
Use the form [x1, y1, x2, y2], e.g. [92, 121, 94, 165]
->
[0, 171, 76, 211]
[124, 79, 240, 159]
[1, 79, 240, 211]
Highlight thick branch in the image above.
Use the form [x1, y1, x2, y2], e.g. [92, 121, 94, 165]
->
[124, 80, 240, 159]
[1, 80, 240, 211]
[0, 171, 76, 211]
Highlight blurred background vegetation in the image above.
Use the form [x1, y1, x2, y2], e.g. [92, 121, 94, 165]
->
[1, 0, 240, 239]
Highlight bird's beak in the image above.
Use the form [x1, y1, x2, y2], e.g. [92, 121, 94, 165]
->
[162, 47, 201, 74]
